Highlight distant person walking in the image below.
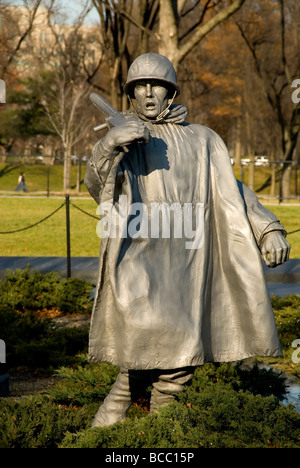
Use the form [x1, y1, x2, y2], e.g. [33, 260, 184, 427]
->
[15, 173, 28, 192]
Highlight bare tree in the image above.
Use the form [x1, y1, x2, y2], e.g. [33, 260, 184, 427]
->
[92, 0, 134, 109]
[38, 1, 99, 191]
[0, 1, 54, 156]
[90, 1, 246, 108]
[41, 70, 92, 191]
[136, 0, 160, 54]
[0, 0, 44, 78]
[235, 0, 300, 196]
[158, 0, 247, 71]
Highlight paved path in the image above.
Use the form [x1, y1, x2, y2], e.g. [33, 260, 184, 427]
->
[0, 256, 99, 283]
[0, 257, 300, 297]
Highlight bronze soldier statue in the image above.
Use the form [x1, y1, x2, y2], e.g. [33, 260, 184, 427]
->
[85, 53, 290, 428]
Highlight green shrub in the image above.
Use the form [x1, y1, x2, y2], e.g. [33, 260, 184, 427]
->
[49, 363, 119, 406]
[0, 395, 94, 449]
[271, 295, 300, 350]
[184, 362, 287, 398]
[1, 362, 299, 449]
[60, 396, 300, 449]
[0, 266, 94, 315]
[0, 268, 92, 371]
[59, 364, 300, 449]
[0, 360, 299, 448]
[0, 307, 88, 371]
[0, 284, 299, 448]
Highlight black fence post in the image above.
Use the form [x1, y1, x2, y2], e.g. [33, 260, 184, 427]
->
[66, 194, 71, 278]
[295, 162, 298, 199]
[47, 164, 50, 198]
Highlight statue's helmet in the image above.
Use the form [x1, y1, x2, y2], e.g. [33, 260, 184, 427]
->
[124, 52, 180, 97]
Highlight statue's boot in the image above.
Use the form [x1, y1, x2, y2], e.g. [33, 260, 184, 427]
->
[150, 367, 194, 414]
[91, 372, 133, 428]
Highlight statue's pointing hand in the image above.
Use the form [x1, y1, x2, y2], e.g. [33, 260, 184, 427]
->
[260, 231, 290, 268]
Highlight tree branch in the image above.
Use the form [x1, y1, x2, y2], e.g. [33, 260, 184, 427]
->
[179, 0, 214, 43]
[93, 0, 160, 42]
[277, 0, 292, 86]
[2, 0, 43, 77]
[180, 0, 209, 18]
[235, 21, 276, 112]
[176, 0, 247, 66]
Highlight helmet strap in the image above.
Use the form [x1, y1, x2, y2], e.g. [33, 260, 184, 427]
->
[155, 90, 177, 122]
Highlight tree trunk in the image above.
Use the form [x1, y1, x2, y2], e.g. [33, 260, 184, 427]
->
[248, 155, 255, 192]
[282, 164, 291, 201]
[158, 0, 179, 65]
[76, 158, 82, 193]
[234, 118, 242, 168]
[270, 155, 276, 198]
[110, 77, 120, 110]
[158, 0, 246, 71]
[63, 149, 72, 192]
[138, 0, 159, 55]
[234, 138, 241, 168]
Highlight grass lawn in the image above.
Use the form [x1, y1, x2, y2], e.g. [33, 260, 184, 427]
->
[267, 205, 300, 258]
[0, 197, 100, 257]
[0, 162, 88, 193]
[233, 165, 300, 197]
[0, 197, 299, 257]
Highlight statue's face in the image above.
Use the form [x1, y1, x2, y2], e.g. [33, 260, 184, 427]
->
[133, 80, 170, 119]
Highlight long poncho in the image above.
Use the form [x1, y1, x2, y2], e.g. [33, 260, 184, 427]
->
[85, 119, 284, 370]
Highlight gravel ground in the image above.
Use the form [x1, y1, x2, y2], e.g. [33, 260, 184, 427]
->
[8, 371, 60, 397]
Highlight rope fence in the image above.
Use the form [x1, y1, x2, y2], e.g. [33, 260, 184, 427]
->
[0, 195, 299, 277]
[0, 195, 99, 277]
[69, 200, 99, 220]
[0, 202, 66, 234]
[0, 196, 299, 236]
[0, 198, 99, 235]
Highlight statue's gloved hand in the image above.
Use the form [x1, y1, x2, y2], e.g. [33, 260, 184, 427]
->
[102, 120, 150, 151]
[165, 104, 187, 124]
[260, 231, 290, 268]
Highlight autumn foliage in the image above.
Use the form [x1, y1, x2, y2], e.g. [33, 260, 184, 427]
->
[0, 1, 299, 173]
